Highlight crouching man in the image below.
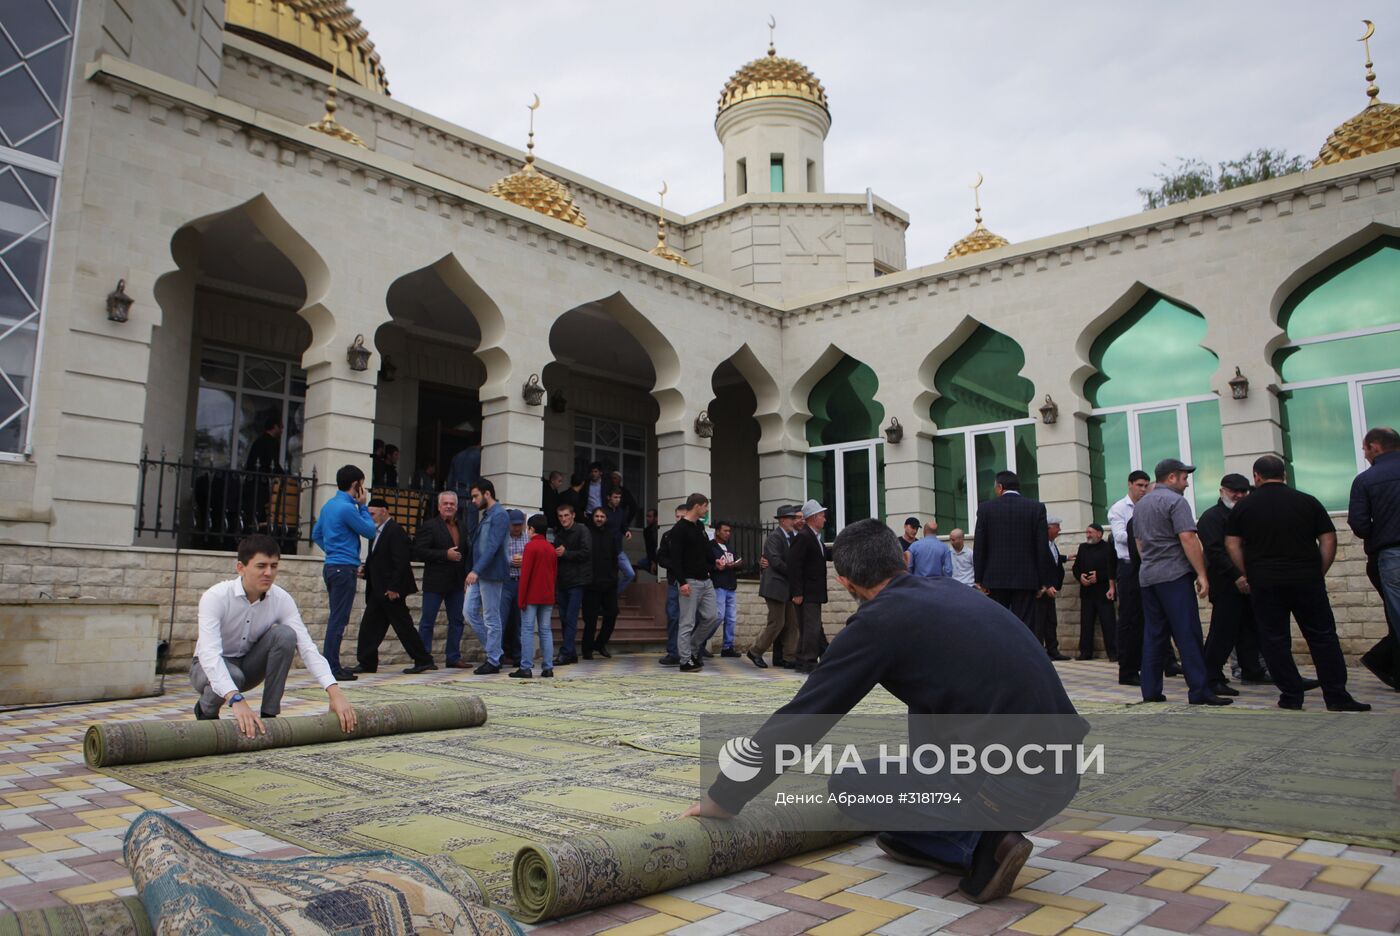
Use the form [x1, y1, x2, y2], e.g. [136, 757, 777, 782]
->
[683, 519, 1082, 904]
[192, 534, 357, 739]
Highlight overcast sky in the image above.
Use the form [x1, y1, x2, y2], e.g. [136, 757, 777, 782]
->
[351, 1, 1385, 268]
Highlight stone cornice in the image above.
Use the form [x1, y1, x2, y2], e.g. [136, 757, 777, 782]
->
[85, 55, 786, 327]
[680, 193, 910, 231]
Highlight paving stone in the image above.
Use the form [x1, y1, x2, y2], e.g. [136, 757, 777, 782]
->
[735, 910, 826, 936]
[669, 911, 760, 936]
[696, 892, 786, 921]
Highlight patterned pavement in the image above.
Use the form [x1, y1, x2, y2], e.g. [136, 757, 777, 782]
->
[1, 656, 1397, 934]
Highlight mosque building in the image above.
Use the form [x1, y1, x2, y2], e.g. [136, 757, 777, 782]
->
[1, 1, 1397, 662]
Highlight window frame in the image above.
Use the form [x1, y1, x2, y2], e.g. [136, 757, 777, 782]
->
[572, 413, 649, 519]
[807, 437, 884, 534]
[934, 417, 1036, 531]
[193, 344, 308, 472]
[1089, 393, 1217, 516]
[1278, 367, 1400, 476]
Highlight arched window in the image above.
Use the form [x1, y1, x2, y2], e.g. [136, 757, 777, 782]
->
[1274, 237, 1400, 509]
[806, 355, 885, 537]
[930, 325, 1038, 531]
[1087, 293, 1225, 519]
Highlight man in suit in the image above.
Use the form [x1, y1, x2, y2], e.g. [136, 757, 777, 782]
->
[787, 499, 831, 674]
[973, 470, 1054, 632]
[748, 504, 800, 668]
[413, 490, 468, 668]
[465, 478, 510, 675]
[1070, 523, 1117, 660]
[354, 499, 436, 674]
[1032, 517, 1070, 660]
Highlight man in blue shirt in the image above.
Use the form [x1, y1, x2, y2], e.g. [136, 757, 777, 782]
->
[311, 464, 377, 680]
[466, 477, 509, 674]
[905, 521, 953, 578]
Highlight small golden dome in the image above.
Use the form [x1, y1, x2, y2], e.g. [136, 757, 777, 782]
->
[489, 159, 588, 229]
[717, 46, 829, 119]
[225, 0, 388, 95]
[946, 221, 1011, 260]
[1314, 101, 1400, 166]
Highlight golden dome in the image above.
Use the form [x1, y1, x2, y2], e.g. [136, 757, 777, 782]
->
[945, 220, 1011, 260]
[225, 0, 388, 95]
[717, 45, 829, 119]
[1314, 101, 1400, 166]
[489, 159, 588, 229]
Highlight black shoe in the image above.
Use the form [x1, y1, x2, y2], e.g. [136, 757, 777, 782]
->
[679, 659, 702, 672]
[1278, 697, 1304, 710]
[473, 662, 500, 675]
[508, 668, 532, 679]
[795, 663, 815, 674]
[259, 713, 277, 719]
[582, 652, 594, 660]
[1361, 653, 1400, 691]
[403, 663, 438, 674]
[700, 648, 715, 658]
[1118, 675, 1141, 687]
[348, 665, 375, 675]
[1076, 655, 1093, 661]
[1144, 694, 1167, 703]
[1164, 664, 1183, 678]
[746, 651, 769, 669]
[194, 702, 217, 721]
[1239, 672, 1272, 685]
[540, 668, 554, 678]
[658, 655, 680, 666]
[1299, 678, 1321, 692]
[958, 832, 1032, 904]
[1210, 682, 1240, 697]
[1326, 698, 1372, 712]
[721, 647, 741, 658]
[780, 661, 797, 669]
[597, 648, 611, 658]
[1048, 653, 1069, 662]
[334, 670, 359, 681]
[1193, 696, 1233, 706]
[554, 655, 578, 666]
[875, 832, 968, 875]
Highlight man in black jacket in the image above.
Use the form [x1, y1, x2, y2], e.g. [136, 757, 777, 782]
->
[654, 504, 686, 664]
[1032, 517, 1070, 660]
[1070, 523, 1116, 661]
[787, 500, 831, 674]
[355, 499, 436, 674]
[684, 519, 1082, 905]
[1349, 426, 1400, 691]
[749, 504, 799, 668]
[1197, 474, 1264, 695]
[973, 471, 1055, 631]
[672, 493, 718, 672]
[552, 503, 592, 665]
[413, 491, 468, 668]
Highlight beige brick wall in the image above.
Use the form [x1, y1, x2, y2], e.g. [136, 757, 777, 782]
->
[0, 599, 161, 705]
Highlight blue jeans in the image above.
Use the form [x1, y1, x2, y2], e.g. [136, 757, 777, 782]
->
[716, 587, 738, 649]
[1379, 547, 1400, 643]
[556, 585, 585, 659]
[321, 564, 359, 673]
[1141, 574, 1211, 702]
[617, 551, 636, 595]
[417, 588, 465, 664]
[519, 604, 555, 671]
[500, 578, 522, 663]
[665, 581, 680, 657]
[465, 578, 504, 666]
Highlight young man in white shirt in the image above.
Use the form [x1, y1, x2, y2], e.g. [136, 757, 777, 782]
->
[192, 534, 357, 739]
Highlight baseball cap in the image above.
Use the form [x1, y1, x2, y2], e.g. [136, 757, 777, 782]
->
[507, 508, 526, 524]
[1219, 473, 1251, 492]
[1154, 457, 1196, 479]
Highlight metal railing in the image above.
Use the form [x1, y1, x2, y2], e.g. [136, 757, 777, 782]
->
[722, 520, 775, 580]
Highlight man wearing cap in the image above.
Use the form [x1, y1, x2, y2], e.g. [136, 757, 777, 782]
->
[787, 500, 832, 673]
[749, 504, 800, 668]
[1227, 455, 1369, 711]
[1133, 459, 1228, 705]
[973, 471, 1056, 633]
[354, 498, 437, 675]
[1197, 474, 1267, 696]
[500, 508, 529, 668]
[906, 521, 953, 578]
[898, 518, 920, 553]
[948, 528, 975, 587]
[1071, 523, 1116, 660]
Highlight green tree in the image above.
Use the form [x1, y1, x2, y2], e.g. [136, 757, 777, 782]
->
[1138, 148, 1307, 210]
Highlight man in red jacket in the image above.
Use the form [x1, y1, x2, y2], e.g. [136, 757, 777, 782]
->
[513, 514, 558, 678]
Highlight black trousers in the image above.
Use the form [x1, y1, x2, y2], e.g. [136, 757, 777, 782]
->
[1203, 585, 1265, 681]
[357, 593, 432, 670]
[1116, 563, 1143, 680]
[989, 588, 1037, 633]
[796, 600, 825, 666]
[1033, 594, 1061, 656]
[1079, 587, 1117, 659]
[582, 585, 618, 654]
[1249, 581, 1351, 706]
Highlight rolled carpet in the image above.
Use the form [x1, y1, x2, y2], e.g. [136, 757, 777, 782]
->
[511, 803, 861, 923]
[0, 897, 151, 936]
[84, 697, 487, 767]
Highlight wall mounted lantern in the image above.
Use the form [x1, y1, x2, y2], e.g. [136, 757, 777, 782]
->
[346, 334, 371, 371]
[522, 373, 545, 406]
[694, 411, 715, 438]
[106, 279, 133, 323]
[1229, 366, 1249, 400]
[883, 417, 904, 444]
[1039, 394, 1059, 425]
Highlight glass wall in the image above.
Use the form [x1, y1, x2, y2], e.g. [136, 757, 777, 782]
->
[806, 354, 885, 537]
[930, 325, 1038, 531]
[195, 346, 306, 473]
[1087, 293, 1224, 519]
[1275, 237, 1400, 509]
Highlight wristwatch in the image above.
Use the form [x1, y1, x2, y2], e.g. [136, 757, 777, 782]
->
[229, 693, 245, 705]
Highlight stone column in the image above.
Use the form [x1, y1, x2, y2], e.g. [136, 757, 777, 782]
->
[300, 360, 377, 522]
[1217, 369, 1283, 477]
[480, 391, 545, 514]
[758, 449, 807, 520]
[657, 430, 711, 513]
[1033, 385, 1095, 531]
[880, 401, 937, 532]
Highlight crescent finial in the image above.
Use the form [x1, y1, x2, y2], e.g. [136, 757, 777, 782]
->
[1361, 19, 1375, 42]
[529, 93, 541, 111]
[659, 181, 669, 198]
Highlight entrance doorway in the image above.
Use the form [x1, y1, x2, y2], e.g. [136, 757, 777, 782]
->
[416, 383, 480, 486]
[807, 439, 885, 540]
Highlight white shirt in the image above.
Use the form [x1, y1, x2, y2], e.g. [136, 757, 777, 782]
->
[195, 578, 335, 699]
[949, 546, 975, 586]
[1108, 495, 1134, 562]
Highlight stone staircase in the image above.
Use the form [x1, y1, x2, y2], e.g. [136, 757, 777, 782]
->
[550, 582, 669, 648]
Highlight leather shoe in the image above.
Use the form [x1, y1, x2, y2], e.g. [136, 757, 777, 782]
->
[194, 702, 217, 721]
[1118, 675, 1141, 687]
[779, 660, 796, 669]
[1144, 694, 1167, 703]
[596, 648, 611, 658]
[554, 655, 578, 666]
[1209, 682, 1240, 697]
[402, 662, 438, 674]
[1278, 697, 1303, 710]
[1048, 653, 1069, 661]
[721, 647, 741, 658]
[658, 655, 680, 665]
[746, 651, 769, 669]
[508, 668, 532, 679]
[540, 668, 554, 678]
[1326, 698, 1372, 712]
[700, 648, 715, 658]
[1299, 678, 1321, 692]
[348, 665, 374, 674]
[473, 662, 500, 675]
[1361, 653, 1400, 691]
[446, 660, 470, 669]
[334, 670, 358, 681]
[1193, 696, 1233, 706]
[958, 832, 1032, 904]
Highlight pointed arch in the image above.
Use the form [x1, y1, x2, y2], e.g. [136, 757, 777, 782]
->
[1079, 286, 1218, 408]
[793, 347, 884, 447]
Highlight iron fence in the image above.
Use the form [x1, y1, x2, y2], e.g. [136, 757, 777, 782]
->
[723, 520, 775, 580]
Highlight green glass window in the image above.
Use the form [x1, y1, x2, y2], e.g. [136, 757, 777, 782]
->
[806, 355, 883, 446]
[930, 325, 1035, 429]
[1276, 236, 1400, 339]
[1186, 400, 1226, 515]
[1275, 330, 1400, 382]
[933, 434, 968, 532]
[1088, 411, 1130, 523]
[1014, 424, 1040, 501]
[770, 156, 784, 193]
[1086, 294, 1217, 408]
[1279, 384, 1355, 511]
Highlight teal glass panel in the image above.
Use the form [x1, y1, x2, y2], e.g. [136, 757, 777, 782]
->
[1277, 237, 1400, 339]
[973, 430, 1008, 509]
[1088, 412, 1129, 523]
[930, 325, 1034, 429]
[1014, 423, 1040, 501]
[1086, 294, 1217, 407]
[770, 157, 784, 193]
[843, 448, 873, 528]
[1186, 400, 1225, 516]
[1362, 378, 1400, 440]
[1274, 330, 1400, 383]
[806, 355, 884, 445]
[1280, 384, 1354, 511]
[933, 434, 968, 532]
[807, 450, 835, 516]
[1137, 408, 1181, 482]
